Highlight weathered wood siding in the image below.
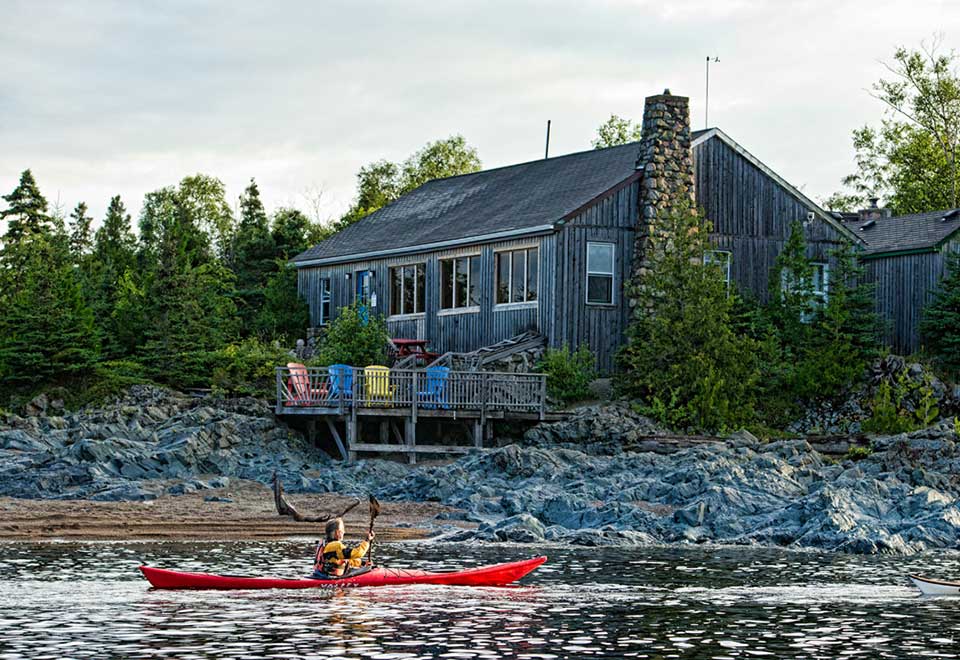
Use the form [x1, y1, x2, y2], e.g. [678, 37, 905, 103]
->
[552, 180, 639, 373]
[862, 240, 960, 353]
[693, 136, 850, 301]
[298, 235, 556, 356]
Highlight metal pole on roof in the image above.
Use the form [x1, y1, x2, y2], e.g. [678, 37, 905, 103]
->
[705, 56, 719, 129]
[545, 120, 551, 159]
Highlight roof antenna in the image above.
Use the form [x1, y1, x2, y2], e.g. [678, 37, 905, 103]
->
[705, 55, 719, 129]
[544, 119, 551, 159]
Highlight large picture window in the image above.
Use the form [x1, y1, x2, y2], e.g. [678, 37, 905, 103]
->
[440, 255, 480, 310]
[586, 242, 614, 305]
[495, 247, 538, 305]
[318, 278, 331, 325]
[389, 263, 425, 316]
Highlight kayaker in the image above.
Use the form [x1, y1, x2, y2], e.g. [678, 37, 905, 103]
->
[313, 517, 374, 578]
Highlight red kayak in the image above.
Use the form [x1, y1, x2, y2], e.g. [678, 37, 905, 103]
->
[140, 556, 546, 590]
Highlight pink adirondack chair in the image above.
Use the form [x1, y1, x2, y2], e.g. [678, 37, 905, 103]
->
[285, 362, 328, 406]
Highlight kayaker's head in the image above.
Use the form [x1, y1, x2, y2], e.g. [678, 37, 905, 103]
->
[325, 518, 344, 542]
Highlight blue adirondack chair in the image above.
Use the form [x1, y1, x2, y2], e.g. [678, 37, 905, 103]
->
[328, 364, 354, 403]
[418, 366, 450, 409]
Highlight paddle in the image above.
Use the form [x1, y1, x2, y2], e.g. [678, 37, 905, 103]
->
[367, 494, 380, 565]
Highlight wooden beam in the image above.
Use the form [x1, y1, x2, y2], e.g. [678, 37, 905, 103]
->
[350, 443, 475, 454]
[324, 418, 348, 462]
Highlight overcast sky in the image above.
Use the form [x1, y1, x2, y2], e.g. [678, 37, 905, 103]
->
[1, 0, 957, 232]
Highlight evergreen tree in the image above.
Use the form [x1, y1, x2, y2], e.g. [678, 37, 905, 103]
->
[0, 231, 99, 388]
[272, 207, 314, 259]
[139, 189, 239, 386]
[1, 169, 51, 243]
[253, 261, 311, 342]
[88, 196, 138, 357]
[68, 201, 94, 261]
[232, 179, 276, 332]
[921, 252, 960, 373]
[617, 207, 762, 432]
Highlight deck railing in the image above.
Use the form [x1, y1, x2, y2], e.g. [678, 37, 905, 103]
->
[276, 366, 547, 417]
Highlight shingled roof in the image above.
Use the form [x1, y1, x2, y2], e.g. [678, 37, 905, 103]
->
[294, 132, 706, 265]
[843, 208, 960, 255]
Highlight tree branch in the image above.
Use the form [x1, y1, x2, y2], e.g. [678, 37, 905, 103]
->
[272, 472, 360, 523]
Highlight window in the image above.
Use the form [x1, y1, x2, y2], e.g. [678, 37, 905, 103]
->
[586, 242, 614, 305]
[810, 262, 829, 304]
[495, 248, 538, 305]
[389, 263, 425, 316]
[780, 262, 829, 322]
[704, 250, 732, 288]
[440, 255, 480, 310]
[318, 278, 331, 325]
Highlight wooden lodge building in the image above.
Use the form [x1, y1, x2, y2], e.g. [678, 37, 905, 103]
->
[292, 91, 862, 374]
[841, 203, 960, 353]
[283, 90, 960, 460]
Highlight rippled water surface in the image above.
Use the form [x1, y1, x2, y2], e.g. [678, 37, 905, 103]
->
[2, 541, 960, 658]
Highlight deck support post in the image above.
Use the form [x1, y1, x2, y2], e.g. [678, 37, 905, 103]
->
[379, 420, 389, 445]
[473, 420, 483, 449]
[486, 422, 494, 447]
[404, 417, 417, 465]
[346, 418, 357, 463]
[306, 418, 317, 447]
[391, 421, 404, 445]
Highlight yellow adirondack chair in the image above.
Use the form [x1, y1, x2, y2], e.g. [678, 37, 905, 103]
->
[364, 365, 392, 406]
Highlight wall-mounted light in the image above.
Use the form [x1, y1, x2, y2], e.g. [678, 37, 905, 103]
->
[345, 273, 351, 280]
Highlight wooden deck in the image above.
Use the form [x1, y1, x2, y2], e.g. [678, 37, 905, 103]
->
[275, 366, 551, 462]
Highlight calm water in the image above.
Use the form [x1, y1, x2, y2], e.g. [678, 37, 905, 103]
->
[2, 541, 960, 659]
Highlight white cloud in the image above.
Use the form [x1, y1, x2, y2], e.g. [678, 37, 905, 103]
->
[1, 0, 958, 229]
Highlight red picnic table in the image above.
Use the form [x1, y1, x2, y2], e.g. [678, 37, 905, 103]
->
[392, 338, 439, 364]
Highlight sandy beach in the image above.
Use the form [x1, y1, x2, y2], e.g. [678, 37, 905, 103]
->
[0, 479, 470, 542]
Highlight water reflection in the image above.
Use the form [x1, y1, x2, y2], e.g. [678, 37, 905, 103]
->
[2, 542, 960, 658]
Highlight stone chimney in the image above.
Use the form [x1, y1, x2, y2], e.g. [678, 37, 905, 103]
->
[631, 89, 695, 282]
[857, 197, 892, 222]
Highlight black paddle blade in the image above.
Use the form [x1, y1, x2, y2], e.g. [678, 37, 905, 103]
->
[369, 494, 381, 519]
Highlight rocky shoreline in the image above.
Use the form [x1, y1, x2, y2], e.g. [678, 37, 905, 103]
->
[3, 386, 960, 555]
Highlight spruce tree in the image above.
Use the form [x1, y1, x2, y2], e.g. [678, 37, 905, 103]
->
[68, 201, 94, 261]
[253, 261, 311, 342]
[617, 207, 762, 432]
[89, 196, 138, 358]
[232, 179, 276, 332]
[922, 252, 960, 373]
[139, 184, 239, 386]
[1, 169, 51, 243]
[0, 231, 99, 388]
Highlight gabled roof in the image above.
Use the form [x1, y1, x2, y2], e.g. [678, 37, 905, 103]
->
[294, 132, 704, 266]
[294, 127, 857, 266]
[843, 208, 960, 256]
[691, 128, 864, 245]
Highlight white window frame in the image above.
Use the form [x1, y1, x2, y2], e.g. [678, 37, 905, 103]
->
[388, 263, 425, 318]
[585, 242, 615, 306]
[439, 254, 481, 314]
[494, 246, 539, 308]
[703, 250, 732, 288]
[780, 262, 829, 323]
[811, 262, 829, 304]
[318, 277, 332, 325]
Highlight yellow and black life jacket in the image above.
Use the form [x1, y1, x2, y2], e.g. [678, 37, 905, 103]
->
[316, 539, 370, 576]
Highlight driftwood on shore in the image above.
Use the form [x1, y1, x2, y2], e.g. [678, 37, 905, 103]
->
[272, 472, 359, 522]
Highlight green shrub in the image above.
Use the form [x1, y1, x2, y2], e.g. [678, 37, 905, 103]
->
[317, 303, 389, 367]
[539, 345, 597, 404]
[845, 443, 874, 460]
[862, 370, 940, 434]
[211, 338, 294, 397]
